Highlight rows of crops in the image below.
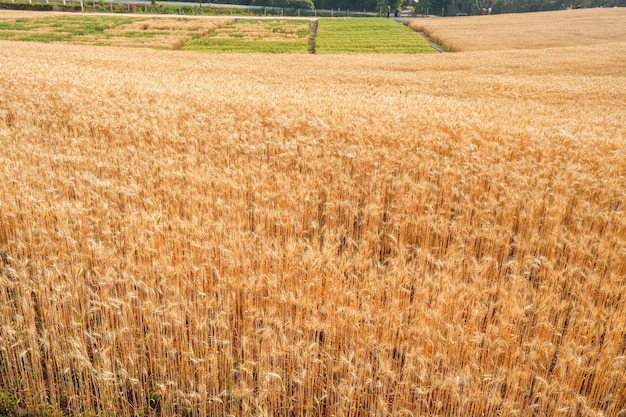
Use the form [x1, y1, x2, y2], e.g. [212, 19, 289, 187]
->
[315, 18, 434, 53]
[0, 12, 434, 53]
[1, 7, 625, 417]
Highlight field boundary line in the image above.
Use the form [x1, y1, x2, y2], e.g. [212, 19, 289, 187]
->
[395, 18, 447, 52]
[416, 29, 447, 52]
[308, 18, 318, 54]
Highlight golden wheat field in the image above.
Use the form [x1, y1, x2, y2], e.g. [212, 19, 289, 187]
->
[408, 7, 626, 51]
[0, 8, 625, 417]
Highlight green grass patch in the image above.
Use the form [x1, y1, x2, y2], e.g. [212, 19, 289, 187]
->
[0, 15, 137, 41]
[234, 19, 262, 24]
[38, 15, 133, 31]
[182, 37, 309, 53]
[15, 33, 72, 42]
[315, 18, 435, 54]
[0, 391, 17, 416]
[120, 30, 169, 38]
[0, 22, 30, 30]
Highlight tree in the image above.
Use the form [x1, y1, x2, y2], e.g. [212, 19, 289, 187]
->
[428, 0, 447, 15]
[314, 0, 378, 11]
[412, 0, 434, 15]
[287, 0, 315, 8]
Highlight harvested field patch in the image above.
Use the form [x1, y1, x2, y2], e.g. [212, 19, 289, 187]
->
[182, 19, 311, 53]
[0, 13, 232, 49]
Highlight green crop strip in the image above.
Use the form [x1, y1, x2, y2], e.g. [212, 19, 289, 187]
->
[183, 38, 309, 53]
[314, 18, 435, 54]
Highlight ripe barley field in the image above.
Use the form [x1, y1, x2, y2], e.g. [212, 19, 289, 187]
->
[0, 8, 625, 417]
[408, 7, 626, 51]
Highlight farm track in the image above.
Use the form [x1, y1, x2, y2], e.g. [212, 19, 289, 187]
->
[394, 17, 447, 53]
[415, 29, 446, 52]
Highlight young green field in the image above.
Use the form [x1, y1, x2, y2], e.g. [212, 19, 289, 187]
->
[315, 18, 434, 54]
[0, 12, 434, 53]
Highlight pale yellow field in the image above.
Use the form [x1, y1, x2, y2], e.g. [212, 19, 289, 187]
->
[104, 18, 233, 49]
[211, 20, 311, 41]
[408, 7, 626, 51]
[0, 8, 625, 417]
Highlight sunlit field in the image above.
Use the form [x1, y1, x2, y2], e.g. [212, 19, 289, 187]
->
[408, 7, 626, 51]
[0, 8, 625, 417]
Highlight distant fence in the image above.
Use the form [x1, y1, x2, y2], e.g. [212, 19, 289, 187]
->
[0, 0, 386, 16]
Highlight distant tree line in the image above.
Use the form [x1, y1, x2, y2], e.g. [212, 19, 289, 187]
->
[244, 0, 383, 10]
[219, 0, 398, 12]
[205, 0, 624, 13]
[207, 0, 315, 10]
[412, 0, 624, 16]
